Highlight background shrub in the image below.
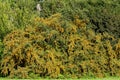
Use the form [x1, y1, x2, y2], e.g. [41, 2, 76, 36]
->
[0, 0, 38, 39]
[39, 0, 120, 38]
[86, 0, 120, 38]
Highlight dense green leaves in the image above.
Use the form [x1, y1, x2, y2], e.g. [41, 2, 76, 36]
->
[40, 0, 120, 38]
[0, 0, 38, 39]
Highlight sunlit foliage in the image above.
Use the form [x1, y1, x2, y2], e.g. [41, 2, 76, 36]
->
[0, 0, 37, 39]
[0, 13, 120, 79]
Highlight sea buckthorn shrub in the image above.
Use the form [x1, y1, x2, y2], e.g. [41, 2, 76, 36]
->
[0, 39, 4, 77]
[0, 39, 4, 58]
[0, 13, 120, 79]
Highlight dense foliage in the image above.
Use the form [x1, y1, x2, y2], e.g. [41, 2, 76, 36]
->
[0, 0, 120, 79]
[0, 0, 37, 39]
[1, 14, 120, 79]
[40, 0, 120, 38]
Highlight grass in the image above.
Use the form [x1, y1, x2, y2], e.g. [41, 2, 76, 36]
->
[0, 77, 120, 80]
[80, 77, 120, 80]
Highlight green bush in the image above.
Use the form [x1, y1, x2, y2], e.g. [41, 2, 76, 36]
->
[0, 0, 38, 39]
[39, 0, 88, 20]
[39, 0, 120, 38]
[86, 0, 120, 38]
[0, 1, 14, 39]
